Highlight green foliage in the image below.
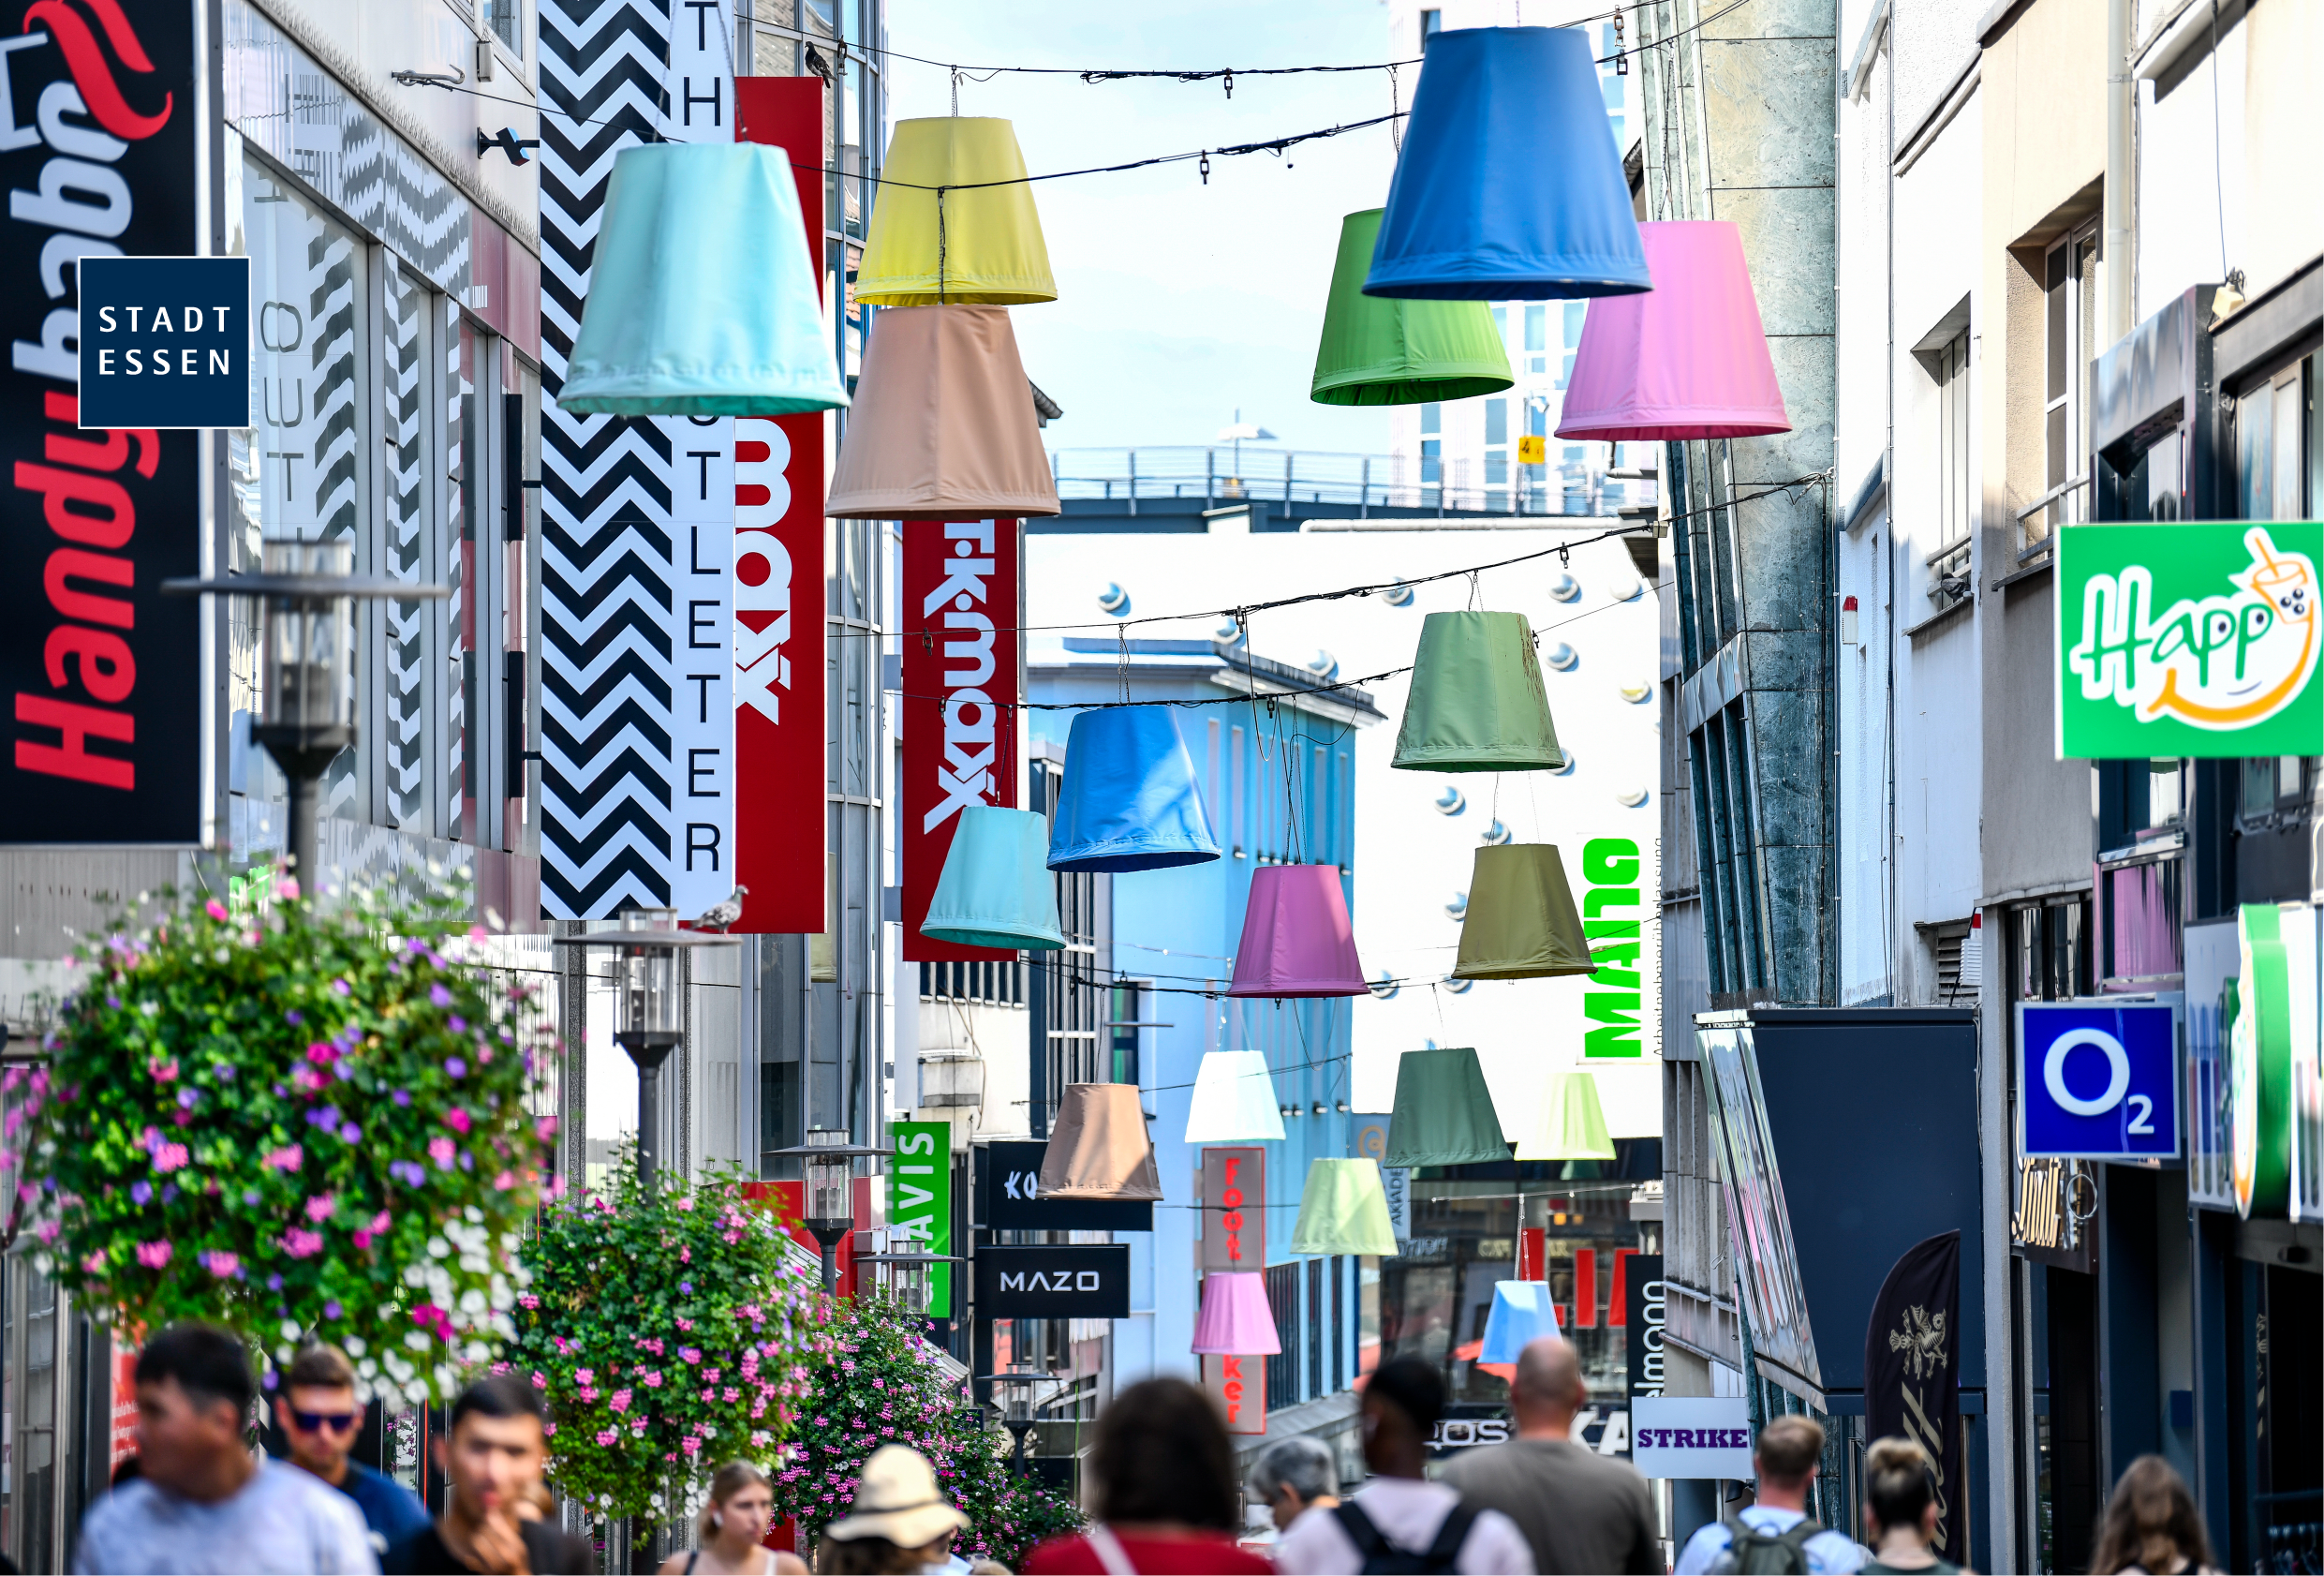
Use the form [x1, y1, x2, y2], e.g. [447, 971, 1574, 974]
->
[15, 871, 550, 1404]
[507, 1151, 822, 1525]
[773, 1291, 1082, 1571]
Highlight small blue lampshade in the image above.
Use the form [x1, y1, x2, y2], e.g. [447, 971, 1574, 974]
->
[921, 807, 1067, 951]
[559, 143, 848, 416]
[1479, 1279, 1564, 1364]
[1365, 28, 1650, 301]
[1047, 708, 1222, 873]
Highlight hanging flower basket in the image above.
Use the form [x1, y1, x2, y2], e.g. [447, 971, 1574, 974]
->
[10, 870, 554, 1405]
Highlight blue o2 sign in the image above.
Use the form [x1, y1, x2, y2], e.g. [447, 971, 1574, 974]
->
[2018, 1001, 2180, 1160]
[77, 256, 250, 430]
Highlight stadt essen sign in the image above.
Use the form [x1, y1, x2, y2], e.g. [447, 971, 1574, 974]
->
[2055, 522, 2321, 759]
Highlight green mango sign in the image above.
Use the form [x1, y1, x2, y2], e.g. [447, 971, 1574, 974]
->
[2055, 522, 2321, 758]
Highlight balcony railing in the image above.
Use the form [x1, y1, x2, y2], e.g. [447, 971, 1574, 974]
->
[1048, 446, 1652, 518]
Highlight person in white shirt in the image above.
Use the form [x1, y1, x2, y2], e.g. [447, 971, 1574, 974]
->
[1274, 1357, 1533, 1575]
[1673, 1415, 1865, 1575]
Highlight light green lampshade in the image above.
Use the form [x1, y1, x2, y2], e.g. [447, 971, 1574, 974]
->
[1384, 1047, 1510, 1167]
[1311, 208, 1514, 407]
[1391, 611, 1564, 773]
[921, 807, 1067, 951]
[1517, 1069, 1617, 1161]
[1185, 1050, 1286, 1144]
[1290, 1158, 1400, 1256]
[559, 143, 848, 416]
[1454, 844, 1595, 980]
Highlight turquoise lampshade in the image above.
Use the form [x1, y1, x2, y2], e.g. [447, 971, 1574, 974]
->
[560, 143, 847, 416]
[1479, 1280, 1563, 1363]
[921, 807, 1066, 951]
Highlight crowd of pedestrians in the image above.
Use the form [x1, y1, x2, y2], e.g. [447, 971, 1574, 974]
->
[67, 1321, 2221, 1576]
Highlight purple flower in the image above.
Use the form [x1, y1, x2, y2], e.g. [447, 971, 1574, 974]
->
[176, 1088, 198, 1109]
[679, 1280, 694, 1294]
[429, 984, 452, 1008]
[332, 978, 351, 996]
[322, 1300, 341, 1319]
[285, 1009, 303, 1024]
[266, 1272, 283, 1291]
[129, 1180, 152, 1205]
[339, 1123, 361, 1143]
[160, 1184, 179, 1203]
[449, 1016, 466, 1032]
[408, 937, 428, 955]
[445, 1057, 467, 1079]
[214, 1063, 236, 1080]
[244, 1190, 260, 1206]
[392, 1089, 412, 1108]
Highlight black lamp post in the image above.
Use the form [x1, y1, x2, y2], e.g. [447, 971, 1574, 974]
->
[165, 541, 449, 890]
[554, 911, 735, 1191]
[768, 1130, 889, 1291]
[852, 1250, 968, 1321]
[974, 1372, 1047, 1476]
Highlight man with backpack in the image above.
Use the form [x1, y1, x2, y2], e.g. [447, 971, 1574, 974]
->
[1674, 1416, 1864, 1574]
[1273, 1357, 1533, 1574]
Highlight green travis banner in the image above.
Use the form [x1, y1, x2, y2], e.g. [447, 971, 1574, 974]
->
[890, 1121, 952, 1316]
[2055, 522, 2321, 759]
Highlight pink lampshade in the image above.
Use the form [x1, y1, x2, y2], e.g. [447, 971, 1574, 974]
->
[1191, 1271, 1282, 1356]
[1227, 865, 1369, 998]
[1556, 220, 1790, 441]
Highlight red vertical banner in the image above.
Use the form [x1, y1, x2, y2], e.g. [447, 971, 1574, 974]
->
[901, 519, 1021, 963]
[1203, 1352, 1267, 1435]
[1574, 1247, 1599, 1327]
[1517, 1227, 1546, 1281]
[732, 78, 828, 933]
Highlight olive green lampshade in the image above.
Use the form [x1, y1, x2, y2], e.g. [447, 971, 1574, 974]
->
[1391, 611, 1564, 773]
[1454, 844, 1594, 980]
[1311, 208, 1514, 407]
[1517, 1069, 1617, 1161]
[1384, 1047, 1510, 1167]
[1289, 1158, 1401, 1256]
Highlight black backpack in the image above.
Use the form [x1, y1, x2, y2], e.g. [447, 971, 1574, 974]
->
[1710, 1515, 1823, 1575]
[1331, 1500, 1480, 1575]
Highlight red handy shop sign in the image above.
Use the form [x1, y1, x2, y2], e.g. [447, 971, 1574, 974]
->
[900, 519, 1019, 963]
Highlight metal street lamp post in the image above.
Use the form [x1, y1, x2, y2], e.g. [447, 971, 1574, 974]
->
[974, 1372, 1047, 1477]
[852, 1250, 967, 1320]
[165, 541, 449, 890]
[553, 911, 736, 1191]
[768, 1130, 890, 1292]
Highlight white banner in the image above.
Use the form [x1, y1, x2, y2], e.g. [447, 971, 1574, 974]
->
[1631, 1395, 1754, 1479]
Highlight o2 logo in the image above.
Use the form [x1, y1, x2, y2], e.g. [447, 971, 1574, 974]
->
[2019, 1003, 2178, 1160]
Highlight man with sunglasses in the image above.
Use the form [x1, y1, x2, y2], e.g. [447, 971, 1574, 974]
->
[275, 1346, 432, 1558]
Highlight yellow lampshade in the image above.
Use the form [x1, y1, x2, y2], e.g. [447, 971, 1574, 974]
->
[855, 118, 1058, 306]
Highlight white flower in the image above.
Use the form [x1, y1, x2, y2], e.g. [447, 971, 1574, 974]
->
[280, 1318, 303, 1341]
[457, 1254, 488, 1275]
[359, 1358, 378, 1378]
[426, 1236, 450, 1259]
[463, 1205, 483, 1225]
[406, 1331, 433, 1351]
[458, 1288, 487, 1316]
[404, 1264, 430, 1288]
[345, 1335, 368, 1358]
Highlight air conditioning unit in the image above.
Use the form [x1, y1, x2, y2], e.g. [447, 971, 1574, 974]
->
[918, 1051, 984, 1109]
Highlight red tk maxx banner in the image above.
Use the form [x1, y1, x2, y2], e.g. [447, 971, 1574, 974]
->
[731, 79, 827, 932]
[901, 519, 1020, 963]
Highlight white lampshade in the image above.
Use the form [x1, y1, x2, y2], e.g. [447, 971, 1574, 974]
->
[1184, 1050, 1286, 1144]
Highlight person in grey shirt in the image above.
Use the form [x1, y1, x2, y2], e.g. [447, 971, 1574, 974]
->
[1441, 1336, 1662, 1576]
[75, 1323, 377, 1575]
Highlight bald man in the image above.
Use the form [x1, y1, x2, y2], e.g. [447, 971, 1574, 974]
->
[1439, 1337, 1662, 1575]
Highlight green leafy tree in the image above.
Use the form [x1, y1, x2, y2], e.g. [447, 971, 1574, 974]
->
[11, 871, 551, 1404]
[507, 1150, 822, 1530]
[773, 1290, 1082, 1570]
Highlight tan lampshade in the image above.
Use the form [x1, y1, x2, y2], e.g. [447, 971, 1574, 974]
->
[1038, 1083, 1163, 1200]
[826, 305, 1061, 520]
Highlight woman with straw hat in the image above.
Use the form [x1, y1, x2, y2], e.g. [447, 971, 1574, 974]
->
[815, 1445, 970, 1575]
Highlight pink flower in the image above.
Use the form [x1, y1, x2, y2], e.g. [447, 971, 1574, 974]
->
[595, 1429, 618, 1447]
[280, 1228, 323, 1258]
[276, 876, 300, 900]
[303, 1193, 336, 1222]
[681, 1435, 702, 1455]
[203, 1250, 238, 1277]
[680, 1347, 701, 1365]
[531, 1371, 547, 1389]
[204, 900, 228, 921]
[81, 1250, 106, 1274]
[428, 1137, 456, 1169]
[135, 1241, 172, 1269]
[148, 1058, 177, 1081]
[644, 1372, 662, 1389]
[444, 1108, 472, 1135]
[542, 1421, 555, 1438]
[351, 1228, 374, 1250]
[674, 1317, 694, 1332]
[262, 1145, 303, 1171]
[679, 1245, 691, 1263]
[609, 1389, 632, 1415]
[493, 1170, 515, 1191]
[575, 1369, 595, 1386]
[368, 1209, 392, 1235]
[151, 1143, 188, 1172]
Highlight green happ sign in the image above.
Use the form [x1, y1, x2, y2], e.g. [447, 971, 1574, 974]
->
[888, 1120, 953, 1316]
[2055, 522, 2322, 759]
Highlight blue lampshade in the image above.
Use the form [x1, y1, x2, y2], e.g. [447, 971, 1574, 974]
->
[921, 807, 1066, 951]
[1365, 28, 1650, 301]
[1047, 708, 1222, 873]
[1479, 1279, 1564, 1364]
[559, 143, 848, 415]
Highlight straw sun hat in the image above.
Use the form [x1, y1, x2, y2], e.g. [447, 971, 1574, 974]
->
[823, 1445, 969, 1549]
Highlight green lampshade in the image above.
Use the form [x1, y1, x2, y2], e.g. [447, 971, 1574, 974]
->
[1454, 844, 1594, 980]
[1384, 1047, 1510, 1167]
[1391, 611, 1564, 773]
[1311, 208, 1514, 407]
[1289, 1158, 1400, 1256]
[1518, 1069, 1617, 1161]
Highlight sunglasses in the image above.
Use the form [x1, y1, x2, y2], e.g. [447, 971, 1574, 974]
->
[290, 1409, 361, 1435]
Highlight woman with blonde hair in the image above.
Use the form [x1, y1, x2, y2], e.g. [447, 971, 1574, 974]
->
[1858, 1436, 1965, 1573]
[2090, 1456, 2216, 1575]
[659, 1461, 809, 1575]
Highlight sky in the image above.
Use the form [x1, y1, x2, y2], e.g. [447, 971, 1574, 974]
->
[881, 0, 1402, 461]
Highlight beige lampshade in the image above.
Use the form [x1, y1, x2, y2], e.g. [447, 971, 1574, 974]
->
[1038, 1083, 1163, 1200]
[826, 305, 1061, 520]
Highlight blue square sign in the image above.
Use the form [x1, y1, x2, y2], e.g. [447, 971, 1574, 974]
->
[2017, 1000, 2180, 1160]
[78, 256, 250, 430]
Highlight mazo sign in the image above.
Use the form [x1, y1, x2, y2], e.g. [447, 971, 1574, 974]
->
[974, 1244, 1130, 1319]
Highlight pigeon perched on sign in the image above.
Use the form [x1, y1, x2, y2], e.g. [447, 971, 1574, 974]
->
[689, 885, 748, 932]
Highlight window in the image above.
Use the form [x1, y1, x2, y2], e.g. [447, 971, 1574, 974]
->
[1420, 9, 1443, 45]
[1484, 399, 1508, 446]
[1419, 402, 1441, 436]
[1559, 350, 1576, 391]
[1563, 302, 1588, 348]
[482, 0, 521, 52]
[1524, 305, 1546, 353]
[2235, 353, 2316, 521]
[2240, 756, 2312, 818]
[1927, 330, 1972, 611]
[1421, 439, 1442, 484]
[2032, 226, 2097, 546]
[1603, 74, 1624, 109]
[1491, 305, 1507, 343]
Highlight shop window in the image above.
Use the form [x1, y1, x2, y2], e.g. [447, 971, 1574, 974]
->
[2234, 352, 2317, 521]
[2008, 899, 2093, 1003]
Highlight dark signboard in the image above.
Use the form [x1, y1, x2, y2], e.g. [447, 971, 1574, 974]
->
[78, 256, 248, 428]
[978, 1141, 1152, 1232]
[973, 1244, 1131, 1320]
[1626, 1252, 1665, 1402]
[4, 0, 205, 842]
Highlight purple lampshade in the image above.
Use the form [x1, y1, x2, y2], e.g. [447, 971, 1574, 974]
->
[1227, 865, 1369, 998]
[1191, 1271, 1281, 1356]
[1556, 221, 1790, 442]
